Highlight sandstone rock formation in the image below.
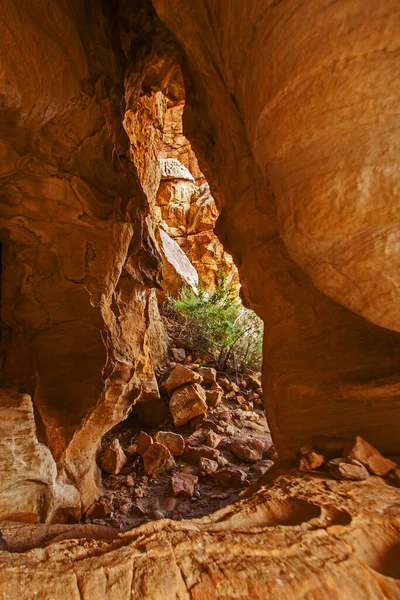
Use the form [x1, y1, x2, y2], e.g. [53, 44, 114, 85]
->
[3, 464, 399, 598]
[153, 0, 400, 456]
[0, 2, 399, 597]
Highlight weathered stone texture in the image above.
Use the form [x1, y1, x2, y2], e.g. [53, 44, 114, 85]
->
[153, 0, 400, 456]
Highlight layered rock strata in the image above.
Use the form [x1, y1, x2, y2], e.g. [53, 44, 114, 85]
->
[153, 0, 400, 456]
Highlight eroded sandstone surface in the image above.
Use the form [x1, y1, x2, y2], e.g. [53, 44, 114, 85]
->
[153, 0, 400, 456]
[0, 0, 399, 597]
[1, 464, 400, 598]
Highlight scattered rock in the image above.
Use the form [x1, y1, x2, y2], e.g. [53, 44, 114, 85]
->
[126, 474, 135, 487]
[86, 500, 113, 520]
[205, 388, 222, 407]
[154, 431, 185, 456]
[171, 473, 198, 498]
[165, 364, 203, 395]
[101, 439, 127, 475]
[206, 430, 222, 449]
[300, 436, 349, 459]
[171, 348, 185, 362]
[327, 458, 369, 481]
[143, 443, 176, 476]
[197, 366, 217, 385]
[217, 456, 229, 468]
[236, 395, 246, 405]
[196, 419, 226, 433]
[186, 429, 208, 447]
[169, 383, 207, 427]
[251, 460, 274, 479]
[199, 457, 219, 476]
[215, 409, 231, 422]
[218, 376, 239, 393]
[231, 436, 265, 463]
[182, 445, 219, 464]
[299, 451, 326, 471]
[247, 373, 261, 390]
[135, 432, 153, 456]
[126, 444, 138, 458]
[345, 436, 397, 477]
[225, 391, 236, 400]
[213, 468, 247, 489]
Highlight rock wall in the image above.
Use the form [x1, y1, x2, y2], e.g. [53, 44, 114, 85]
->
[152, 0, 400, 456]
[0, 0, 399, 525]
[0, 0, 169, 519]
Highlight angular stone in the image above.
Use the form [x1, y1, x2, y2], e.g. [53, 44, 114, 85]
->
[197, 366, 217, 385]
[171, 473, 198, 498]
[218, 377, 239, 393]
[86, 500, 113, 520]
[169, 384, 207, 427]
[199, 457, 219, 476]
[206, 430, 222, 449]
[171, 348, 186, 362]
[205, 388, 222, 408]
[159, 229, 199, 296]
[299, 452, 326, 471]
[182, 445, 219, 464]
[345, 436, 397, 477]
[153, 431, 185, 456]
[186, 429, 208, 447]
[101, 439, 127, 475]
[247, 373, 261, 390]
[165, 364, 203, 395]
[327, 458, 369, 481]
[213, 468, 247, 489]
[251, 460, 274, 480]
[135, 432, 153, 456]
[126, 445, 138, 459]
[143, 443, 176, 476]
[230, 436, 265, 463]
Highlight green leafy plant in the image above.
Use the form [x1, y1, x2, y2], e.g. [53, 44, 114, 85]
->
[163, 274, 263, 373]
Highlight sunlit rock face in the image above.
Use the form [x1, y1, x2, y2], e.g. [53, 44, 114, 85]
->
[153, 0, 400, 455]
[0, 0, 168, 517]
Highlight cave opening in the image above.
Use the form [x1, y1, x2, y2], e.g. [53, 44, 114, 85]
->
[90, 89, 274, 531]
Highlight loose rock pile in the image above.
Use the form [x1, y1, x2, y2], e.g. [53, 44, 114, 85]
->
[85, 345, 274, 530]
[298, 435, 400, 483]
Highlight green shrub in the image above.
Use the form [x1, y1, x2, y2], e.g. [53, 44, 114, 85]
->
[163, 275, 263, 374]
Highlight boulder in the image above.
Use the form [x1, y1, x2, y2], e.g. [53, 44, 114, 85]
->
[197, 367, 217, 385]
[101, 439, 127, 475]
[158, 229, 199, 297]
[135, 432, 153, 456]
[206, 430, 222, 449]
[165, 364, 203, 395]
[299, 452, 326, 471]
[247, 373, 262, 390]
[345, 436, 398, 477]
[169, 384, 207, 427]
[171, 348, 186, 362]
[213, 468, 247, 489]
[205, 389, 222, 408]
[327, 458, 369, 481]
[142, 443, 176, 476]
[153, 431, 185, 456]
[86, 500, 113, 520]
[182, 445, 219, 464]
[230, 437, 265, 463]
[199, 457, 219, 476]
[159, 158, 195, 182]
[170, 473, 198, 498]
